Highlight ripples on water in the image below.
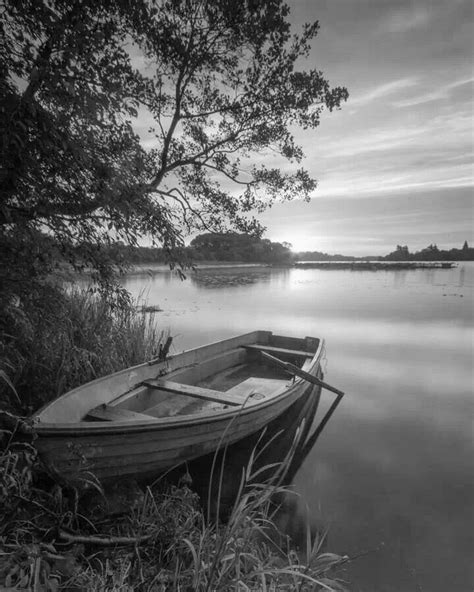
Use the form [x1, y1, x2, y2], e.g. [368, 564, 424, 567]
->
[123, 263, 474, 592]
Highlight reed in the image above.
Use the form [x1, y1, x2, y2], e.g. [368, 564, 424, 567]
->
[0, 285, 166, 413]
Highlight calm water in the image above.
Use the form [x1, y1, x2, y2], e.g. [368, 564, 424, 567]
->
[123, 263, 473, 592]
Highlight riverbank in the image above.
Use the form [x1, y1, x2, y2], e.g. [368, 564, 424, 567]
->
[124, 260, 458, 277]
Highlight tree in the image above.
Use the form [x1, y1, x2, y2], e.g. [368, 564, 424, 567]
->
[1, 0, 348, 300]
[386, 245, 410, 261]
[189, 231, 293, 263]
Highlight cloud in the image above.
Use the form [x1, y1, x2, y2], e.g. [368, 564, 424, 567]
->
[349, 77, 418, 107]
[392, 76, 474, 108]
[261, 188, 473, 255]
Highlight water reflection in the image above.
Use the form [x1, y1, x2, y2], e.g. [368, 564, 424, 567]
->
[392, 270, 408, 289]
[190, 266, 280, 289]
[122, 263, 474, 591]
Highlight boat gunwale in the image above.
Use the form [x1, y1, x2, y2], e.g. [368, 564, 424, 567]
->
[33, 335, 325, 437]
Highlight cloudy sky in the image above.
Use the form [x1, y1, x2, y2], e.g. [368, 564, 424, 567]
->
[257, 0, 473, 255]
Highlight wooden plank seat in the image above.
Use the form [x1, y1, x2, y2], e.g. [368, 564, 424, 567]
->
[141, 380, 243, 406]
[142, 377, 289, 419]
[87, 375, 293, 422]
[241, 344, 314, 359]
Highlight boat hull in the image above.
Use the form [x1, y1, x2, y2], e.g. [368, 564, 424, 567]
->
[35, 380, 319, 483]
[33, 331, 324, 485]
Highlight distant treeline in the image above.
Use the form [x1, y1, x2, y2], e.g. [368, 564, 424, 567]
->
[298, 241, 474, 262]
[384, 242, 473, 261]
[297, 251, 358, 261]
[103, 236, 474, 267]
[108, 232, 294, 265]
[189, 233, 293, 263]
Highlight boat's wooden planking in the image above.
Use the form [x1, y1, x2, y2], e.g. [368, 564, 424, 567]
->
[242, 344, 315, 359]
[224, 377, 288, 399]
[35, 377, 315, 482]
[164, 347, 249, 385]
[110, 347, 248, 413]
[36, 331, 270, 423]
[142, 380, 243, 406]
[87, 405, 156, 422]
[33, 331, 325, 484]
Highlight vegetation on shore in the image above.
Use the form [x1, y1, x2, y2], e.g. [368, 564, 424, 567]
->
[0, 286, 166, 414]
[104, 233, 295, 267]
[298, 240, 473, 262]
[82, 236, 474, 271]
[383, 241, 473, 262]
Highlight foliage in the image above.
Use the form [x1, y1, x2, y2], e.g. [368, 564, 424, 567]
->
[1, 0, 347, 301]
[385, 245, 410, 261]
[50, 232, 296, 266]
[0, 286, 166, 413]
[298, 240, 474, 262]
[384, 241, 474, 261]
[190, 232, 294, 264]
[297, 250, 358, 262]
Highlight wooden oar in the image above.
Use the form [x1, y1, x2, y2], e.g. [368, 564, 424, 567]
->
[260, 351, 345, 397]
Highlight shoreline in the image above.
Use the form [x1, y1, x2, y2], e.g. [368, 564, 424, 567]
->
[124, 259, 457, 276]
[293, 260, 457, 270]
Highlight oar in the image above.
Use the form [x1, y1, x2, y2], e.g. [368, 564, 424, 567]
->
[260, 351, 345, 397]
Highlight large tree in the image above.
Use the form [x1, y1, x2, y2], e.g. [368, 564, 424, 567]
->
[1, 0, 347, 296]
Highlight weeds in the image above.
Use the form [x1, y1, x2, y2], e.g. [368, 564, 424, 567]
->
[0, 285, 166, 413]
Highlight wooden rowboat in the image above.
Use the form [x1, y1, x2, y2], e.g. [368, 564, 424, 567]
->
[33, 331, 331, 485]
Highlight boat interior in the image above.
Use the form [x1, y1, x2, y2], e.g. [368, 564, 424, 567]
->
[85, 335, 320, 422]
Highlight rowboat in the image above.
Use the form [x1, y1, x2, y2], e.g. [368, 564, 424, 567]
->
[33, 330, 333, 485]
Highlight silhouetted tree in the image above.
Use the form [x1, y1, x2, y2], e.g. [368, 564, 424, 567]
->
[1, 0, 347, 302]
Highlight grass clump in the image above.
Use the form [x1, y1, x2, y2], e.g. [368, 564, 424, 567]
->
[0, 284, 166, 413]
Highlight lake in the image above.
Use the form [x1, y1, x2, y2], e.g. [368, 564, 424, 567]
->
[123, 262, 473, 592]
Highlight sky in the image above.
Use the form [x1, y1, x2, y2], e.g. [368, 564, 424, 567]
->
[256, 0, 474, 255]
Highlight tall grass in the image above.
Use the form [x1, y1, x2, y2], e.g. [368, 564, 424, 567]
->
[0, 284, 166, 413]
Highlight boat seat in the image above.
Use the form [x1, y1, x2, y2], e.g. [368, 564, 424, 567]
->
[242, 344, 314, 359]
[141, 380, 243, 406]
[87, 404, 155, 422]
